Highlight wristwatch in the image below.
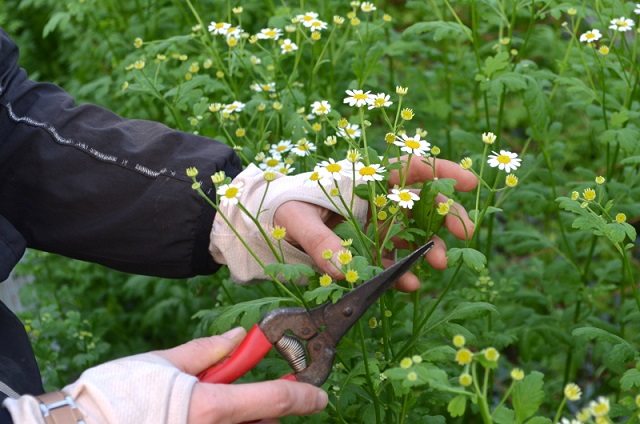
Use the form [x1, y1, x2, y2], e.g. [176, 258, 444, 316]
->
[35, 391, 85, 424]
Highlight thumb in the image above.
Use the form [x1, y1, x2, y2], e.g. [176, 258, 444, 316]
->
[155, 327, 247, 375]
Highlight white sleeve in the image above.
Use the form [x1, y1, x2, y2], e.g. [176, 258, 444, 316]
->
[3, 353, 196, 424]
[209, 164, 368, 284]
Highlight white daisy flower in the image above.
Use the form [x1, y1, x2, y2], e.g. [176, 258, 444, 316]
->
[487, 150, 522, 173]
[208, 21, 231, 35]
[280, 39, 299, 54]
[291, 139, 316, 156]
[609, 16, 635, 32]
[393, 133, 431, 156]
[367, 93, 392, 109]
[635, 3, 640, 14]
[276, 163, 295, 175]
[337, 123, 361, 139]
[311, 100, 332, 115]
[297, 12, 319, 27]
[269, 140, 292, 155]
[387, 189, 419, 209]
[222, 26, 244, 39]
[217, 182, 244, 206]
[305, 170, 332, 187]
[308, 19, 328, 32]
[361, 2, 377, 12]
[316, 158, 347, 181]
[347, 162, 387, 181]
[258, 154, 283, 171]
[251, 82, 276, 92]
[579, 29, 602, 43]
[344, 89, 373, 107]
[222, 101, 246, 114]
[256, 28, 283, 40]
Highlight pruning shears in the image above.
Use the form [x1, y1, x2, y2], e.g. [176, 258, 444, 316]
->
[198, 241, 434, 387]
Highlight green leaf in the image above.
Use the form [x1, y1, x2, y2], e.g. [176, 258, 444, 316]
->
[572, 326, 629, 345]
[600, 127, 640, 154]
[264, 263, 315, 282]
[208, 297, 291, 332]
[303, 284, 349, 305]
[526, 418, 553, 424]
[43, 12, 71, 37]
[446, 248, 487, 271]
[333, 221, 367, 257]
[512, 371, 545, 423]
[604, 222, 627, 244]
[402, 21, 472, 42]
[483, 51, 511, 77]
[493, 407, 516, 424]
[611, 108, 629, 128]
[620, 368, 640, 391]
[431, 178, 457, 197]
[447, 395, 467, 418]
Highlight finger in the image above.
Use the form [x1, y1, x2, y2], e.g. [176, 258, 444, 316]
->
[425, 235, 448, 270]
[189, 379, 328, 423]
[155, 327, 247, 375]
[274, 201, 345, 279]
[388, 156, 478, 192]
[435, 194, 475, 240]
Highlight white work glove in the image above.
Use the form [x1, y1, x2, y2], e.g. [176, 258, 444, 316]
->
[209, 164, 368, 283]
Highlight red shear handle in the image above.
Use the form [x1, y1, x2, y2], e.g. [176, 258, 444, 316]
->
[198, 324, 273, 384]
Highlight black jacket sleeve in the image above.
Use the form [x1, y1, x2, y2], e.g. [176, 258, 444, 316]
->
[0, 27, 243, 279]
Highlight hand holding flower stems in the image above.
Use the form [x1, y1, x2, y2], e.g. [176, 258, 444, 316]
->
[273, 154, 478, 292]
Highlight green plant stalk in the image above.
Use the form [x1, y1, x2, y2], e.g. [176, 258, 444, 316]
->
[618, 243, 640, 314]
[357, 320, 382, 424]
[491, 381, 515, 418]
[563, 235, 597, 386]
[553, 397, 567, 424]
[471, 363, 492, 424]
[393, 262, 463, 361]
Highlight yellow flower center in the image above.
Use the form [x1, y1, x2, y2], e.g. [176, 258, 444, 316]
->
[298, 144, 309, 151]
[265, 29, 277, 37]
[398, 192, 412, 201]
[326, 163, 341, 173]
[405, 139, 420, 149]
[373, 98, 385, 107]
[266, 158, 279, 167]
[224, 187, 239, 198]
[359, 166, 376, 176]
[497, 154, 511, 164]
[353, 93, 368, 100]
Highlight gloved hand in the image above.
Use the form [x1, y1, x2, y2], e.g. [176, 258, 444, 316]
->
[3, 327, 328, 424]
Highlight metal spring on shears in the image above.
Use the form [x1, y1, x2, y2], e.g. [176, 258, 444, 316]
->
[275, 335, 308, 373]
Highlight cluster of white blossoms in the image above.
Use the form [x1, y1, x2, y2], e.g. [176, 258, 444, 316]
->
[579, 9, 638, 44]
[343, 89, 394, 110]
[208, 21, 244, 39]
[295, 11, 328, 32]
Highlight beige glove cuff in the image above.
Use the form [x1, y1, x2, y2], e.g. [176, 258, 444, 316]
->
[209, 164, 368, 284]
[3, 354, 196, 424]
